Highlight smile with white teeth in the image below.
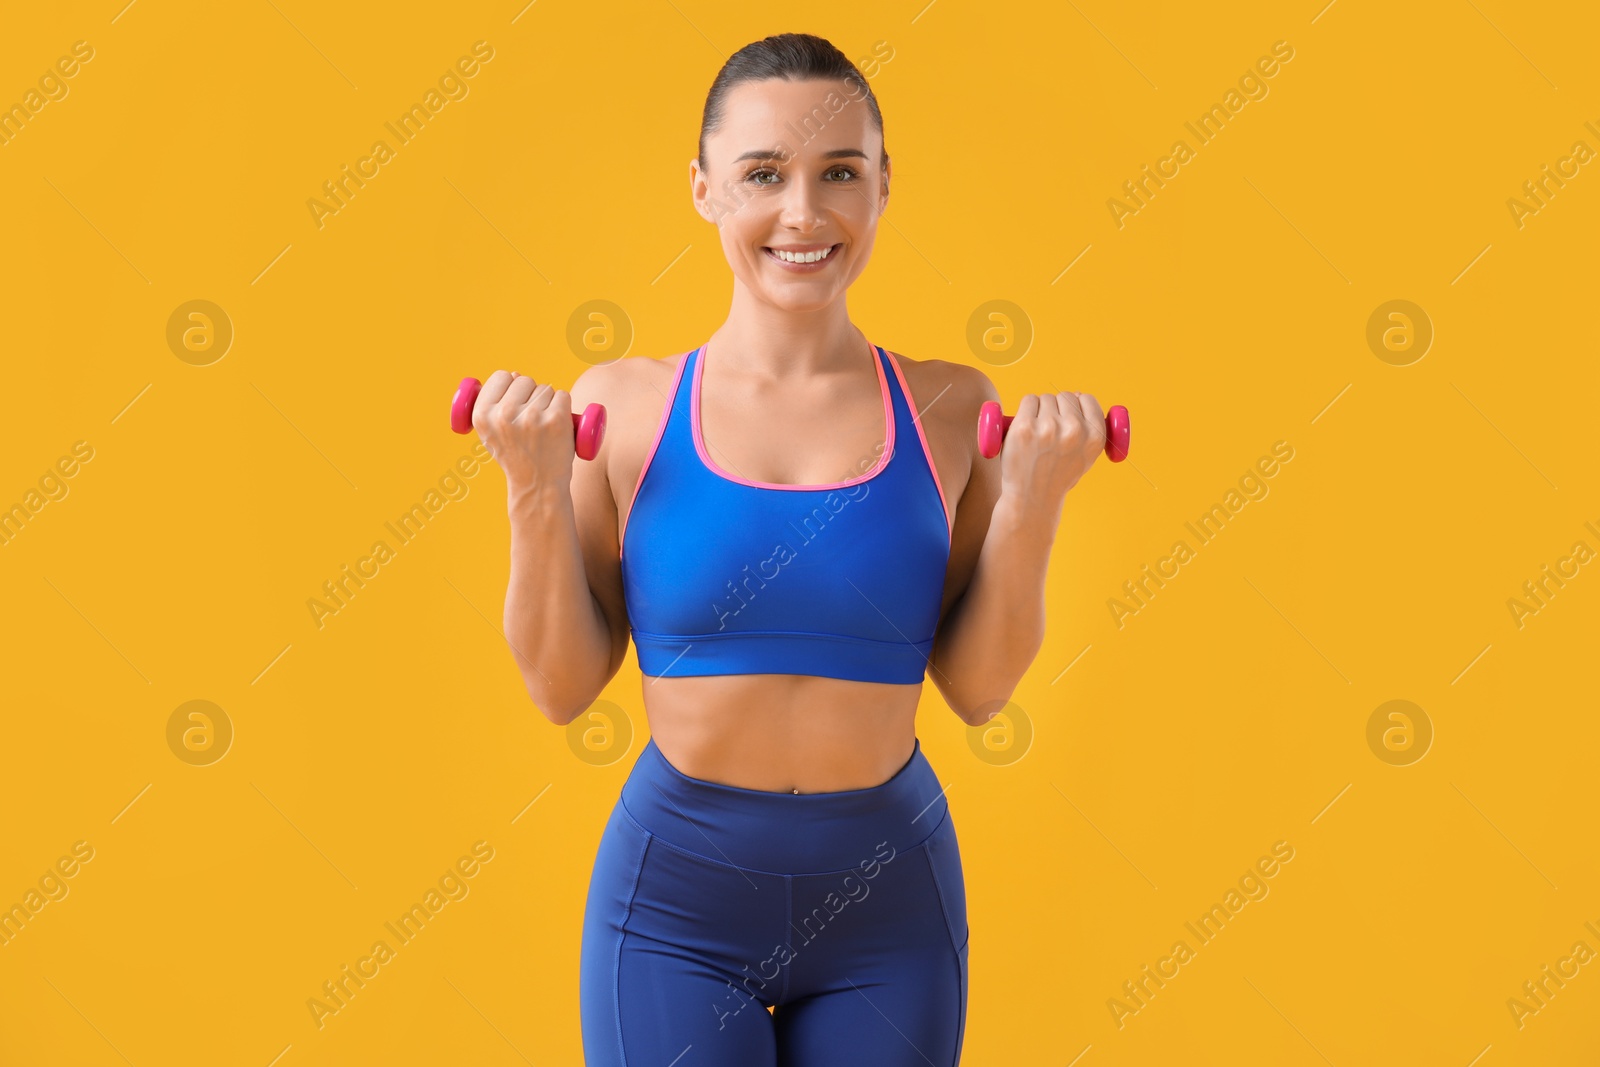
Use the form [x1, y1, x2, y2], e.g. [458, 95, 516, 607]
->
[766, 245, 836, 264]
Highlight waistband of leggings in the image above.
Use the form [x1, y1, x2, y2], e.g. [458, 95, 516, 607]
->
[619, 736, 949, 876]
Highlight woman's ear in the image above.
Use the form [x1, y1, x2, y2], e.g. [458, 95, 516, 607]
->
[689, 158, 711, 222]
[690, 160, 734, 227]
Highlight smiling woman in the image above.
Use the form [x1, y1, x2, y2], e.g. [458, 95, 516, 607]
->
[466, 27, 1114, 1067]
[555, 34, 984, 1065]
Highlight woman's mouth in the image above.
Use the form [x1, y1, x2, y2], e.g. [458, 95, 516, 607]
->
[763, 243, 841, 271]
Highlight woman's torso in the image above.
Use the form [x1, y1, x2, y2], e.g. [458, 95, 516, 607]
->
[602, 336, 975, 793]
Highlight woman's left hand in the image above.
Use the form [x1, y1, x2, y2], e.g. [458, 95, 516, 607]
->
[997, 391, 1108, 510]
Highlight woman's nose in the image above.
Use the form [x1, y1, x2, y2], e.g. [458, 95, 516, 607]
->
[778, 181, 825, 231]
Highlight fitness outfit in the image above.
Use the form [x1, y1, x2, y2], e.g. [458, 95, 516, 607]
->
[618, 338, 953, 683]
[581, 337, 969, 1065]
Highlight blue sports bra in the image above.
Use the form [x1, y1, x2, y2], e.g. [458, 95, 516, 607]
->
[619, 339, 952, 684]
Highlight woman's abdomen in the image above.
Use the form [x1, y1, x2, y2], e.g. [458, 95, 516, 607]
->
[641, 672, 923, 793]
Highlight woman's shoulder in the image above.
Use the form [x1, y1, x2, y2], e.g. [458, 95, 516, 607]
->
[880, 348, 1001, 429]
[573, 349, 685, 385]
[569, 351, 687, 418]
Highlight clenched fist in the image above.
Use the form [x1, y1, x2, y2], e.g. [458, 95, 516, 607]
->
[998, 391, 1107, 508]
[471, 370, 579, 495]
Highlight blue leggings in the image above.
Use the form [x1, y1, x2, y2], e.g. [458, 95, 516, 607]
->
[579, 736, 969, 1065]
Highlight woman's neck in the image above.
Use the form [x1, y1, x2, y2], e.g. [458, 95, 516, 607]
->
[708, 289, 866, 381]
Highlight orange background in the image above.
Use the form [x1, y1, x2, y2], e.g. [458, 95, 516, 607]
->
[2, 1, 1597, 1063]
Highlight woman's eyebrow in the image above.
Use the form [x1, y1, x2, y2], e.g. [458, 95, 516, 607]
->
[731, 147, 869, 164]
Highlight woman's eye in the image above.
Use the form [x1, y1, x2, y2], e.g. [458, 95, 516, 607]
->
[743, 167, 858, 186]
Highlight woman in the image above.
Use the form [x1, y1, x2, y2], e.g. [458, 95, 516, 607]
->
[472, 32, 1107, 1066]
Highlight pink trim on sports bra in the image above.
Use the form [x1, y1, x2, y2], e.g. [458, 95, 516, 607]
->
[884, 350, 954, 539]
[690, 338, 895, 492]
[618, 350, 692, 559]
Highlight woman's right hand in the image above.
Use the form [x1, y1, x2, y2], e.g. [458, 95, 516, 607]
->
[471, 370, 578, 496]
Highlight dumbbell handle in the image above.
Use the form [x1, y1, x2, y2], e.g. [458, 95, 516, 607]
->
[979, 401, 1130, 462]
[449, 377, 608, 462]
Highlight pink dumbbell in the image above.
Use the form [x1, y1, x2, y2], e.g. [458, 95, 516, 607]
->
[449, 376, 608, 461]
[978, 401, 1130, 462]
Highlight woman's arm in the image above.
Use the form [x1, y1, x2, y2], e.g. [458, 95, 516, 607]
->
[927, 369, 1106, 725]
[499, 363, 632, 725]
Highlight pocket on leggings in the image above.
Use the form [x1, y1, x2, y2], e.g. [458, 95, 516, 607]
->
[921, 811, 969, 954]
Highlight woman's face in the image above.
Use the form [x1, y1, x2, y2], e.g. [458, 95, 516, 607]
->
[692, 77, 889, 312]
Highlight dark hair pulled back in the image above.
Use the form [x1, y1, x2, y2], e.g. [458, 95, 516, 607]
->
[697, 32, 887, 174]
